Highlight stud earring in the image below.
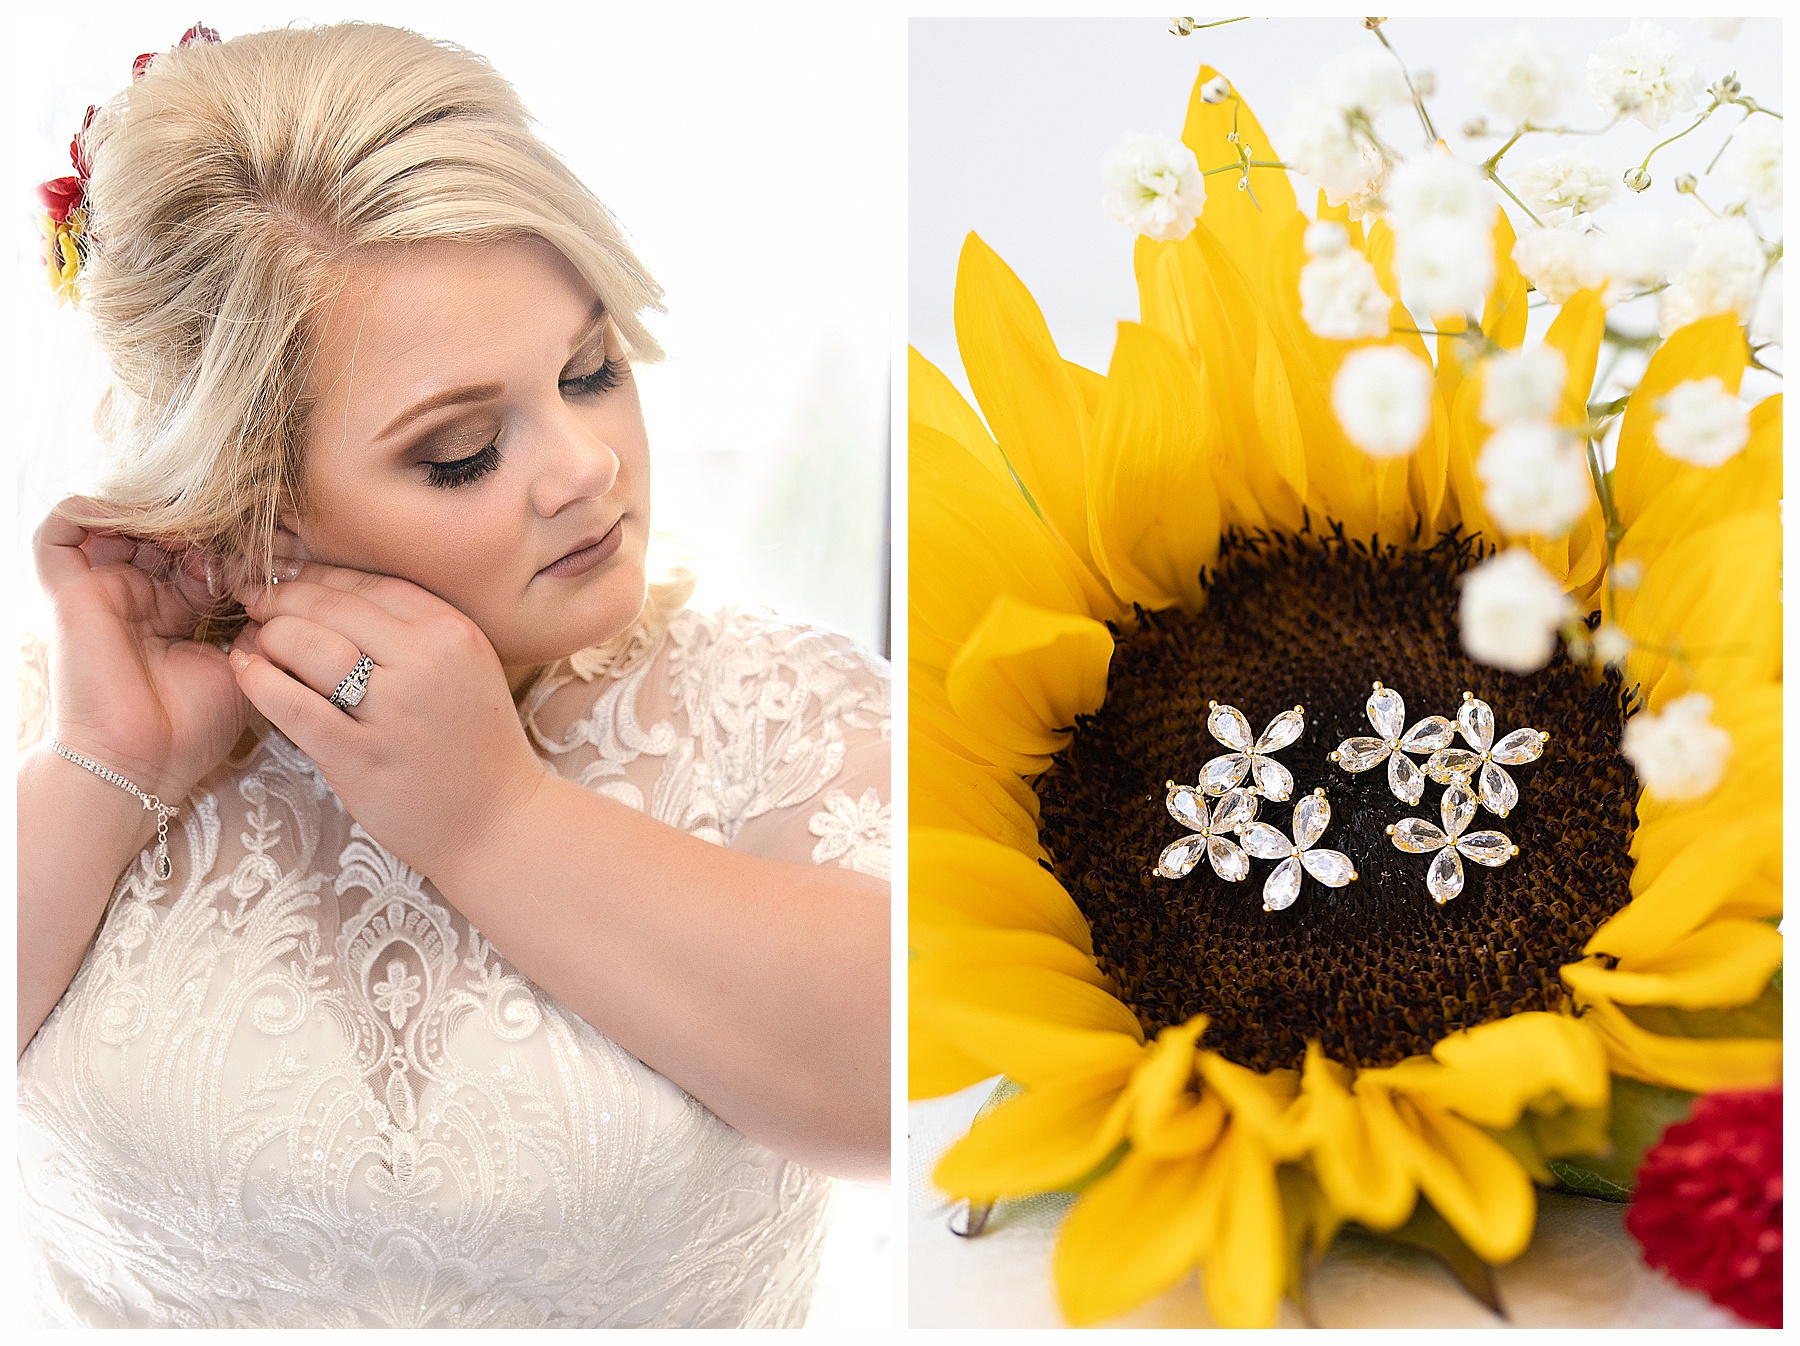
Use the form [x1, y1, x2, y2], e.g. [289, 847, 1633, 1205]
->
[1328, 681, 1454, 804]
[1238, 787, 1357, 912]
[1155, 784, 1258, 881]
[1421, 692, 1549, 818]
[1198, 701, 1306, 801]
[1387, 780, 1518, 903]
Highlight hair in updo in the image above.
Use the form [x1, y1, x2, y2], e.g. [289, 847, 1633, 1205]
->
[71, 21, 666, 595]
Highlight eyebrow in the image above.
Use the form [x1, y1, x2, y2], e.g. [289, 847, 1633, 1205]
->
[372, 301, 611, 444]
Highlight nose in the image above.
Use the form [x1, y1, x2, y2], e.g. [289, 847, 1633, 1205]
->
[528, 408, 620, 518]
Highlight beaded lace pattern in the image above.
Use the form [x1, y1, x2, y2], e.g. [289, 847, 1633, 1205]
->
[17, 606, 891, 1328]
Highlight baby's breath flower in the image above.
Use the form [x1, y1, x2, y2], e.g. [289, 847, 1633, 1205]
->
[1459, 547, 1576, 673]
[1480, 345, 1566, 426]
[1477, 423, 1591, 537]
[1386, 155, 1494, 234]
[1199, 75, 1231, 103]
[1331, 345, 1434, 458]
[1592, 622, 1634, 666]
[1512, 224, 1604, 303]
[1699, 19, 1746, 43]
[1612, 557, 1644, 589]
[1659, 213, 1766, 335]
[1304, 220, 1350, 256]
[1512, 148, 1619, 224]
[1587, 20, 1700, 131]
[1396, 218, 1494, 316]
[1281, 99, 1389, 219]
[1591, 214, 1679, 300]
[1622, 691, 1733, 801]
[1719, 116, 1782, 212]
[1300, 247, 1392, 341]
[1317, 47, 1411, 116]
[1101, 133, 1207, 241]
[1653, 376, 1752, 466]
[1469, 28, 1572, 126]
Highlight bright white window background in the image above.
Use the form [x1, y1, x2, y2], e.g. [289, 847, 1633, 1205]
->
[12, 1, 897, 1330]
[912, 15, 1782, 410]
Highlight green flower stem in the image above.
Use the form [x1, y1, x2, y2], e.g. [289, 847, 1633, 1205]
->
[1632, 102, 1720, 178]
[1486, 169, 1545, 229]
[1204, 160, 1289, 176]
[1366, 21, 1439, 146]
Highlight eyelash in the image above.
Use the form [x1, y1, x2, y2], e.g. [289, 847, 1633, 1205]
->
[422, 354, 632, 490]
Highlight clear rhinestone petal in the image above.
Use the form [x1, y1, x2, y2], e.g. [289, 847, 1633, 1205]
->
[1399, 715, 1455, 752]
[1458, 831, 1515, 867]
[1479, 760, 1518, 818]
[1334, 736, 1391, 773]
[1441, 782, 1477, 839]
[1263, 855, 1302, 911]
[1388, 751, 1424, 804]
[1427, 847, 1465, 902]
[1208, 836, 1250, 882]
[1156, 835, 1208, 879]
[1492, 727, 1546, 766]
[1458, 697, 1495, 752]
[1198, 753, 1250, 795]
[1425, 748, 1481, 783]
[1390, 817, 1449, 853]
[1301, 848, 1355, 887]
[1256, 707, 1305, 753]
[1293, 791, 1330, 849]
[1367, 686, 1405, 740]
[1240, 821, 1294, 861]
[1211, 788, 1258, 833]
[1208, 703, 1254, 751]
[1251, 755, 1294, 802]
[1168, 784, 1210, 831]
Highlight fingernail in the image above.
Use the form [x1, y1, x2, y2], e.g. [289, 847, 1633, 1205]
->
[227, 647, 250, 672]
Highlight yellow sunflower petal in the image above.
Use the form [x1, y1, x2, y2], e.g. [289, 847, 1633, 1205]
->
[1588, 812, 1780, 961]
[910, 1014, 999, 1100]
[1618, 393, 1782, 574]
[1562, 918, 1782, 1009]
[1054, 1144, 1220, 1326]
[1631, 682, 1781, 877]
[909, 345, 1011, 482]
[943, 595, 1114, 775]
[1182, 65, 1298, 305]
[1197, 1124, 1286, 1329]
[1129, 1016, 1230, 1159]
[1357, 1012, 1610, 1129]
[1541, 288, 1607, 427]
[1611, 312, 1749, 528]
[1383, 1090, 1536, 1264]
[909, 719, 1045, 859]
[911, 421, 1108, 671]
[912, 925, 1114, 989]
[1480, 208, 1529, 351]
[933, 1060, 1138, 1201]
[954, 233, 1108, 583]
[1085, 320, 1222, 610]
[1579, 995, 1781, 1092]
[1195, 1052, 1299, 1133]
[1618, 511, 1780, 706]
[915, 963, 1146, 1090]
[1286, 1046, 1414, 1229]
[910, 827, 1094, 952]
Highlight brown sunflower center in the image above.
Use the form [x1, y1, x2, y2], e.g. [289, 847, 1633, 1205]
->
[1037, 528, 1640, 1073]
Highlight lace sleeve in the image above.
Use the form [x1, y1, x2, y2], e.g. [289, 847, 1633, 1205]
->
[19, 632, 51, 754]
[522, 606, 892, 881]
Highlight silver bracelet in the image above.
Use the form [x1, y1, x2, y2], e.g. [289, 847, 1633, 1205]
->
[48, 738, 178, 880]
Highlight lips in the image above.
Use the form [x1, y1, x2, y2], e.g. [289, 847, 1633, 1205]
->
[536, 517, 624, 580]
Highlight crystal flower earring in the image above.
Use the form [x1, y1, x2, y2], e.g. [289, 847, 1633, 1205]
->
[1327, 681, 1455, 804]
[1155, 784, 1258, 881]
[1198, 701, 1306, 801]
[1422, 692, 1549, 818]
[1387, 780, 1519, 903]
[1238, 787, 1357, 912]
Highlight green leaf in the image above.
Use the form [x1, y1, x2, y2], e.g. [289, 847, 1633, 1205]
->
[1545, 1074, 1697, 1201]
[1620, 979, 1782, 1039]
[1340, 1198, 1505, 1319]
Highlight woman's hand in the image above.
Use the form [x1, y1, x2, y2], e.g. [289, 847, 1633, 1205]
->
[227, 561, 549, 881]
[33, 497, 249, 801]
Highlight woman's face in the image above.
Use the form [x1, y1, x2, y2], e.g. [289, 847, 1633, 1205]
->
[290, 236, 651, 680]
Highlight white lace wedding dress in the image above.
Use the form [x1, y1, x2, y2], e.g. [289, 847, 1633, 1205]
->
[17, 604, 891, 1328]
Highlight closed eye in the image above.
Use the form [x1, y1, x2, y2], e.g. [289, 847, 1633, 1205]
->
[560, 354, 631, 397]
[424, 442, 500, 489]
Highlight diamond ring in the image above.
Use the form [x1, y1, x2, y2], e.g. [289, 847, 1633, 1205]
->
[328, 654, 374, 710]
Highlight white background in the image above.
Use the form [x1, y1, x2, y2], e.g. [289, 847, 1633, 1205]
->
[8, 1, 900, 1328]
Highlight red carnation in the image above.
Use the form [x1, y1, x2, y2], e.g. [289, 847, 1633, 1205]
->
[135, 23, 220, 81]
[36, 176, 83, 224]
[1626, 1087, 1782, 1327]
[68, 104, 95, 179]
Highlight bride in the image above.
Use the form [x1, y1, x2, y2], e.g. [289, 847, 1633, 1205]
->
[16, 21, 890, 1328]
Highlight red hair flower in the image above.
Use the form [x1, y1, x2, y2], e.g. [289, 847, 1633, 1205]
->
[1625, 1087, 1782, 1327]
[134, 21, 221, 81]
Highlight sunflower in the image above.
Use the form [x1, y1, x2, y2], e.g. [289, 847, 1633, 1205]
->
[910, 63, 1781, 1328]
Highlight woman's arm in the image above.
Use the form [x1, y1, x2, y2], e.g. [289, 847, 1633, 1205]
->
[432, 777, 890, 1181]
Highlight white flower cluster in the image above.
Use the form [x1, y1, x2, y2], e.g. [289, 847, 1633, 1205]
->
[1459, 548, 1576, 674]
[1621, 691, 1734, 801]
[1469, 28, 1572, 126]
[1512, 214, 1679, 307]
[1298, 221, 1391, 341]
[1475, 345, 1590, 538]
[1512, 148, 1617, 225]
[1653, 376, 1752, 466]
[1101, 133, 1206, 241]
[1586, 20, 1699, 130]
[1718, 116, 1782, 212]
[1659, 213, 1768, 336]
[1279, 49, 1410, 220]
[1331, 345, 1434, 458]
[1386, 154, 1496, 316]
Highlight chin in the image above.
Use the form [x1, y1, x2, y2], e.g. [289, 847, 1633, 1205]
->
[493, 556, 650, 667]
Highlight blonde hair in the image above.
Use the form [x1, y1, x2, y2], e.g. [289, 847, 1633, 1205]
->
[72, 21, 669, 603]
